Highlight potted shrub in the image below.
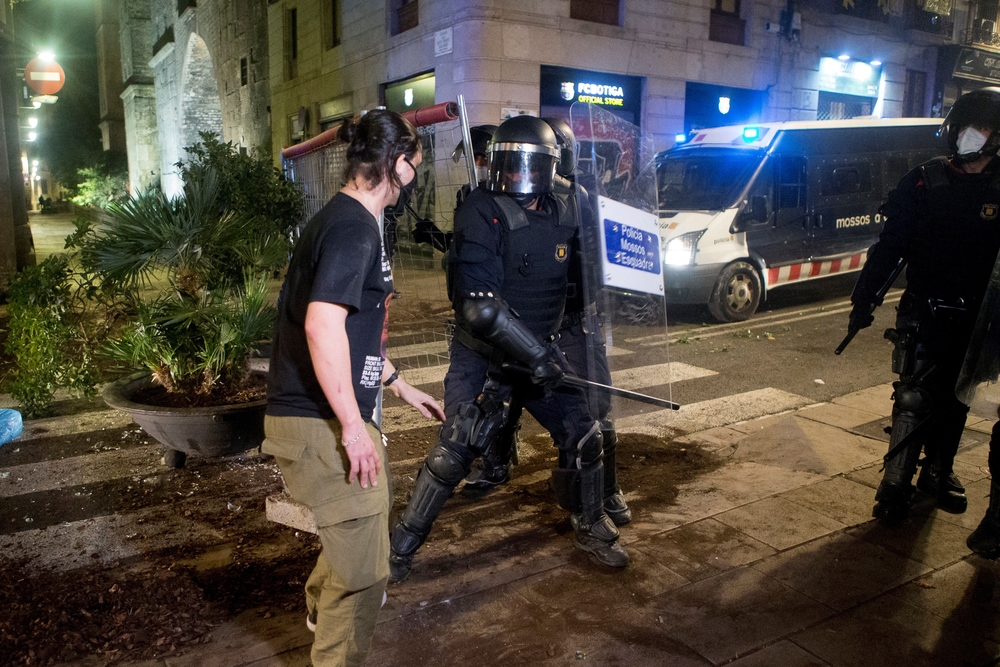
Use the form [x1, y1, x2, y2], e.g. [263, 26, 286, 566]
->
[77, 166, 289, 467]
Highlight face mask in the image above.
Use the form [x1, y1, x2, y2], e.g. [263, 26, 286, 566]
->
[957, 126, 989, 156]
[395, 178, 416, 209]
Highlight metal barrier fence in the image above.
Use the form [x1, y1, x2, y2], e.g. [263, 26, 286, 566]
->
[280, 104, 474, 377]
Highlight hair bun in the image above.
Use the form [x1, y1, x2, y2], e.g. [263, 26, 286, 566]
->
[338, 117, 360, 144]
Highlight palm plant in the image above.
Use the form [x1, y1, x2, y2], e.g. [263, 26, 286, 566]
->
[75, 167, 286, 398]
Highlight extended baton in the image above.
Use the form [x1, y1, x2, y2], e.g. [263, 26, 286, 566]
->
[502, 363, 681, 410]
[835, 258, 906, 355]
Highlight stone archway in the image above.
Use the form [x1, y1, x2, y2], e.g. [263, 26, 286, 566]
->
[180, 33, 223, 164]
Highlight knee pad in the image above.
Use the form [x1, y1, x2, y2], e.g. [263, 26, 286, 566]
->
[425, 443, 471, 486]
[894, 385, 932, 415]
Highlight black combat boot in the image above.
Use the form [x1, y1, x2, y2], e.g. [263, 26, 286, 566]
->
[968, 480, 1000, 559]
[873, 412, 923, 526]
[917, 459, 968, 513]
[601, 426, 631, 526]
[570, 462, 629, 568]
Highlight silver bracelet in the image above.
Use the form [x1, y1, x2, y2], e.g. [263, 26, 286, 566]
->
[343, 427, 365, 447]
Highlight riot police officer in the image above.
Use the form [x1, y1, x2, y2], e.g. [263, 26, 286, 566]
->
[849, 88, 1000, 528]
[463, 117, 632, 526]
[388, 116, 629, 582]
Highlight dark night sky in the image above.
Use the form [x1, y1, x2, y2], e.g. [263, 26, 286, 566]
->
[14, 0, 103, 188]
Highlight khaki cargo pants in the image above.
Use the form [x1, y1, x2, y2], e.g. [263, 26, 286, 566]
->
[263, 415, 390, 667]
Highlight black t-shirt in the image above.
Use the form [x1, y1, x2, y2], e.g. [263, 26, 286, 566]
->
[266, 192, 393, 422]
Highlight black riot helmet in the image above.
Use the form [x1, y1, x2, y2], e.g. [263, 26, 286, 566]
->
[940, 87, 1000, 164]
[542, 117, 577, 177]
[451, 124, 498, 164]
[486, 115, 560, 202]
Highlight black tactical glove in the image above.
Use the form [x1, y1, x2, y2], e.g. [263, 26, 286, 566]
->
[530, 357, 565, 389]
[849, 302, 875, 331]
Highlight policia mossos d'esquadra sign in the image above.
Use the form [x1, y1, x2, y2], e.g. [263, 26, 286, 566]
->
[597, 196, 664, 296]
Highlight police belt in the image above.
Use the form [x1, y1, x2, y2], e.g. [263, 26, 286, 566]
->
[901, 291, 979, 319]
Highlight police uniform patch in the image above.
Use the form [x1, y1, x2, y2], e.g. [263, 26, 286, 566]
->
[555, 244, 568, 262]
[983, 204, 998, 220]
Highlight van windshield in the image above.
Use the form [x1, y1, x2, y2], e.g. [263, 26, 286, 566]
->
[657, 149, 763, 211]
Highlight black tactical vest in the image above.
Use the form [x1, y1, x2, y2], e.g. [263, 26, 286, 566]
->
[907, 158, 1000, 303]
[494, 191, 579, 338]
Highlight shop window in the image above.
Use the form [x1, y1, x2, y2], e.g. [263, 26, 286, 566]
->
[817, 91, 872, 120]
[392, 0, 419, 35]
[710, 0, 745, 46]
[570, 0, 621, 26]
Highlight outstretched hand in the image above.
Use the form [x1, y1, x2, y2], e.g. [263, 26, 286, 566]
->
[395, 380, 446, 422]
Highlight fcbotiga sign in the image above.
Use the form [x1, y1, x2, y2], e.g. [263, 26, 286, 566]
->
[24, 57, 65, 96]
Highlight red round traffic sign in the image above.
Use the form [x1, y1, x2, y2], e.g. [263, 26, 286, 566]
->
[24, 58, 65, 96]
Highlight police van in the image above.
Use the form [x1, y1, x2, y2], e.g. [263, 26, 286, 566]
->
[656, 118, 947, 321]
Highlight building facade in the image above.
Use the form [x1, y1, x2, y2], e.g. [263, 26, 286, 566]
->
[264, 0, 975, 156]
[115, 0, 271, 196]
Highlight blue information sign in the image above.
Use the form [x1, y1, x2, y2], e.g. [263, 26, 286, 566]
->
[603, 218, 660, 274]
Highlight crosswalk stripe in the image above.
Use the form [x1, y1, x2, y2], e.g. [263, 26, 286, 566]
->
[400, 364, 449, 386]
[388, 340, 449, 358]
[612, 362, 716, 389]
[615, 388, 812, 436]
[0, 445, 163, 498]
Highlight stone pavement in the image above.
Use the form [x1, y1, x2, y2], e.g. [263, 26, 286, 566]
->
[58, 383, 1000, 667]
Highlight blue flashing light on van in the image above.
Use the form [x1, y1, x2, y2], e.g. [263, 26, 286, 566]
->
[655, 117, 947, 322]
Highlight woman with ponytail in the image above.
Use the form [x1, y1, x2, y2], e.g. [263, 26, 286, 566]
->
[264, 109, 445, 666]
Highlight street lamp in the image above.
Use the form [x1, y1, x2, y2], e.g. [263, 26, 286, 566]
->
[27, 117, 37, 128]
[27, 131, 36, 141]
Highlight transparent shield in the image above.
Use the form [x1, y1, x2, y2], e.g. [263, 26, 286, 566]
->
[568, 102, 677, 431]
[956, 250, 1000, 422]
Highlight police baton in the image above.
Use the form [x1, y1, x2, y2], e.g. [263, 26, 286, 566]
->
[835, 259, 906, 355]
[502, 363, 680, 410]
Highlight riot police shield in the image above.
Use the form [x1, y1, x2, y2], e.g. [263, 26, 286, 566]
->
[956, 250, 1000, 414]
[567, 102, 675, 427]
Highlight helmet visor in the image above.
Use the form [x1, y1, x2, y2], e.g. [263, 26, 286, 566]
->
[486, 144, 559, 195]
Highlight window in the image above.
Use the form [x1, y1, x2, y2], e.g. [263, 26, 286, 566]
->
[710, 0, 745, 46]
[820, 163, 872, 197]
[777, 157, 806, 209]
[289, 114, 304, 144]
[392, 0, 419, 36]
[327, 0, 342, 49]
[286, 8, 298, 79]
[570, 0, 621, 26]
[817, 91, 873, 120]
[240, 57, 248, 86]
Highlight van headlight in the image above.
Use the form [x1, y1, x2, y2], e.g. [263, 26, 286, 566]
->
[663, 231, 704, 266]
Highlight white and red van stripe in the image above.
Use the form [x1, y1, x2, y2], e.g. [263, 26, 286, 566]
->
[765, 252, 866, 288]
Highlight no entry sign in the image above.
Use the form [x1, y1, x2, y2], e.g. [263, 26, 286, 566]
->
[24, 58, 65, 96]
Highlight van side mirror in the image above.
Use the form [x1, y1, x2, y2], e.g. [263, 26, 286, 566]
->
[750, 195, 768, 222]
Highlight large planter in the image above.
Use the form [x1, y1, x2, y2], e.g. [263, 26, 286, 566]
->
[103, 371, 267, 468]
